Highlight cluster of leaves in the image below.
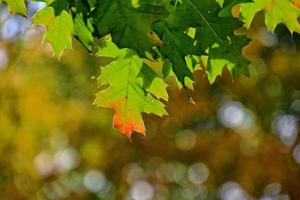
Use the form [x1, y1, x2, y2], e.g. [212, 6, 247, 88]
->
[3, 0, 300, 137]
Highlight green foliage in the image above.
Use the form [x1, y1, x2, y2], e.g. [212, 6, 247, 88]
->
[92, 0, 168, 56]
[94, 41, 167, 137]
[32, 1, 73, 58]
[205, 36, 250, 83]
[240, 0, 300, 33]
[4, 0, 300, 136]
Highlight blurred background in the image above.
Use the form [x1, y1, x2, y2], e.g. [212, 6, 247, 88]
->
[1, 1, 300, 200]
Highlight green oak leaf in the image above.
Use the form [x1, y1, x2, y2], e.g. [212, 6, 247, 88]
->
[71, 0, 96, 51]
[92, 0, 168, 56]
[153, 22, 202, 87]
[155, 0, 245, 86]
[0, 0, 26, 15]
[162, 55, 200, 90]
[240, 0, 300, 33]
[33, 6, 73, 59]
[73, 13, 94, 51]
[206, 36, 250, 83]
[166, 0, 241, 46]
[94, 41, 168, 137]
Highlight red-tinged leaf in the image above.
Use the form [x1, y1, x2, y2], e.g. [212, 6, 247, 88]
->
[94, 41, 168, 137]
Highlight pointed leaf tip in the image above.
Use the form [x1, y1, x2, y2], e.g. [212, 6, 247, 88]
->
[95, 41, 168, 137]
[113, 114, 146, 138]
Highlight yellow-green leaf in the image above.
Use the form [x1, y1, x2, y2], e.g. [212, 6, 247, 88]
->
[240, 0, 300, 33]
[33, 7, 73, 59]
[95, 41, 168, 138]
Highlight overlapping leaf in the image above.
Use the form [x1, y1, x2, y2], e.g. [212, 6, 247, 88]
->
[92, 0, 168, 56]
[166, 0, 241, 45]
[8, 0, 300, 137]
[154, 0, 248, 85]
[94, 41, 168, 137]
[153, 22, 201, 86]
[240, 0, 300, 33]
[32, 0, 73, 59]
[206, 36, 250, 83]
[71, 0, 96, 51]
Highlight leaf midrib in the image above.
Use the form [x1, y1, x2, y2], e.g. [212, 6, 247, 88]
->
[186, 0, 223, 42]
